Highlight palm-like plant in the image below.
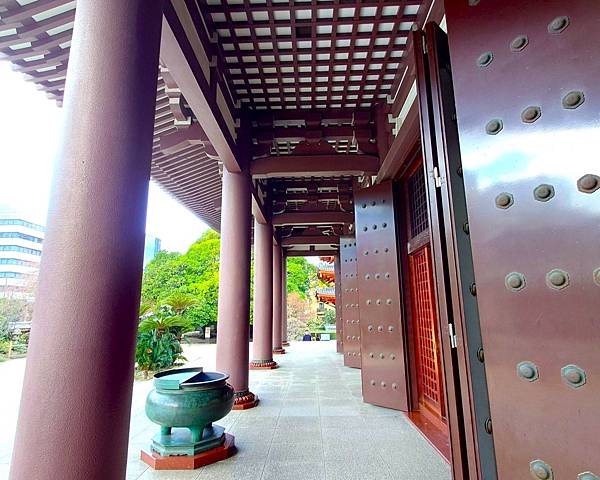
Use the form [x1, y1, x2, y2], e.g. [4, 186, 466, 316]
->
[164, 292, 198, 315]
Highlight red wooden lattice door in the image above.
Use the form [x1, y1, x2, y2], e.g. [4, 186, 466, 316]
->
[409, 245, 445, 420]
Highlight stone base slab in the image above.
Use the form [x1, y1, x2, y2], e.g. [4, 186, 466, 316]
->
[232, 391, 259, 410]
[273, 348, 286, 355]
[249, 360, 278, 370]
[282, 341, 290, 347]
[141, 433, 235, 470]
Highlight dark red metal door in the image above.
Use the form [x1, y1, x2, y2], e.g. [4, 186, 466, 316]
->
[340, 236, 361, 368]
[334, 255, 343, 353]
[414, 22, 498, 480]
[445, 2, 600, 478]
[354, 181, 409, 410]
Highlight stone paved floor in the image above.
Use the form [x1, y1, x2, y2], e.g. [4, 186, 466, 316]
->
[0, 341, 450, 480]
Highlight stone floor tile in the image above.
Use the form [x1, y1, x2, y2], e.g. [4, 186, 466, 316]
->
[261, 461, 325, 480]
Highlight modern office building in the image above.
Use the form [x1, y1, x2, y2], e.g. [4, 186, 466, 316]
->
[143, 235, 162, 267]
[0, 210, 45, 298]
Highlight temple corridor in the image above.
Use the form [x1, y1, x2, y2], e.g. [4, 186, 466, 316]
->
[0, 342, 450, 480]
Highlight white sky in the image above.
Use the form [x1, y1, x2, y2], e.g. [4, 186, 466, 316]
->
[0, 62, 207, 253]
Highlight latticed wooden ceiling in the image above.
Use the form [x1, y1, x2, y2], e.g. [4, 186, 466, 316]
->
[197, 0, 419, 111]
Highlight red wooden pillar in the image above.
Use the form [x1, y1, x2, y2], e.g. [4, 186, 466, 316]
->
[250, 219, 277, 369]
[9, 1, 163, 478]
[272, 244, 285, 354]
[215, 167, 257, 410]
[282, 252, 290, 346]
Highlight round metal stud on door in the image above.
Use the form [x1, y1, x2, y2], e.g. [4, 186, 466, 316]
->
[594, 268, 600, 287]
[530, 459, 554, 480]
[521, 106, 541, 123]
[546, 269, 569, 290]
[547, 16, 570, 34]
[577, 174, 600, 193]
[562, 90, 585, 109]
[486, 118, 503, 135]
[477, 51, 493, 67]
[533, 184, 555, 202]
[578, 472, 600, 480]
[505, 272, 526, 291]
[510, 35, 529, 52]
[517, 361, 539, 382]
[495, 192, 513, 209]
[561, 364, 586, 389]
[484, 418, 493, 434]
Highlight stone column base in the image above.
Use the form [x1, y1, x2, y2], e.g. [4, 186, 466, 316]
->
[141, 433, 235, 470]
[232, 390, 259, 410]
[249, 360, 278, 370]
[282, 341, 290, 347]
[273, 348, 286, 355]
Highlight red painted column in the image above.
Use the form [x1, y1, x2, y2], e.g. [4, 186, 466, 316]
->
[250, 219, 277, 369]
[282, 253, 290, 346]
[215, 167, 257, 409]
[272, 245, 285, 354]
[9, 1, 163, 478]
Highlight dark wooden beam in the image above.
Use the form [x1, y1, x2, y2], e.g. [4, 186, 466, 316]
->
[251, 155, 379, 179]
[376, 101, 421, 182]
[285, 249, 339, 257]
[281, 236, 340, 247]
[272, 211, 354, 226]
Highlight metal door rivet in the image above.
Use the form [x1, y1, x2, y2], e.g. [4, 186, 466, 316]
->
[369, 352, 374, 358]
[363, 226, 368, 231]
[385, 272, 391, 279]
[533, 184, 554, 202]
[371, 201, 376, 206]
[517, 361, 539, 382]
[477, 347, 485, 363]
[372, 224, 377, 230]
[561, 364, 586, 388]
[462, 222, 470, 234]
[577, 174, 600, 193]
[379, 353, 385, 359]
[469, 283, 477, 296]
[562, 90, 584, 109]
[510, 35, 529, 52]
[392, 383, 398, 390]
[521, 106, 541, 123]
[384, 248, 389, 253]
[366, 299, 372, 305]
[477, 51, 493, 68]
[530, 459, 553, 480]
[548, 16, 569, 34]
[378, 325, 383, 332]
[382, 223, 387, 228]
[375, 273, 380, 279]
[388, 326, 394, 332]
[495, 192, 513, 209]
[594, 268, 600, 287]
[364, 251, 368, 255]
[370, 380, 376, 386]
[504, 272, 525, 292]
[546, 269, 569, 289]
[365, 274, 370, 280]
[390, 354, 396, 360]
[386, 299, 392, 305]
[484, 418, 493, 434]
[376, 299, 382, 305]
[381, 381, 386, 388]
[578, 472, 600, 480]
[485, 118, 503, 135]
[374, 249, 379, 254]
[368, 325, 374, 332]
[362, 203, 367, 208]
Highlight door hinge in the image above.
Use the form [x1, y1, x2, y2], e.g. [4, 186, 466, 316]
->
[433, 167, 443, 188]
[449, 323, 458, 349]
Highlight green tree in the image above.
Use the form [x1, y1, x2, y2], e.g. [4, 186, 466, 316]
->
[286, 257, 317, 299]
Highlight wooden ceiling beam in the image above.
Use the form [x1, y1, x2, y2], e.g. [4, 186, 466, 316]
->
[251, 154, 379, 179]
[281, 236, 340, 247]
[272, 211, 354, 227]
